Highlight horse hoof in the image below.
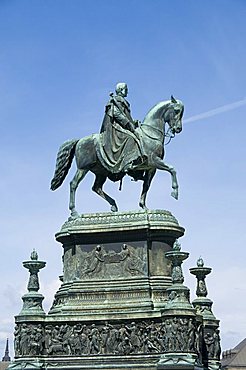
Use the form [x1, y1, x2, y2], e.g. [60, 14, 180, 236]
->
[139, 203, 148, 211]
[111, 205, 118, 212]
[171, 191, 178, 200]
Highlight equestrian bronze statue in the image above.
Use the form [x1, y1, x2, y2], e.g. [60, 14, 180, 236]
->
[51, 83, 184, 217]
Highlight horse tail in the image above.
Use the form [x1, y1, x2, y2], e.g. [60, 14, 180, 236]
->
[50, 139, 79, 191]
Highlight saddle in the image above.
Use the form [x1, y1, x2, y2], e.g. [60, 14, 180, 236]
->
[96, 124, 146, 176]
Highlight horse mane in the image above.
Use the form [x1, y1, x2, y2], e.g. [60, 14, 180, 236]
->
[142, 100, 170, 124]
[142, 99, 184, 124]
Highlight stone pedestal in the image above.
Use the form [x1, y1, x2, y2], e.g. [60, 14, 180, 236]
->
[8, 210, 221, 370]
[50, 210, 184, 319]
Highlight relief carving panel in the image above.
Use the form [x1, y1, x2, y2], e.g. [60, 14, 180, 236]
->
[64, 243, 147, 282]
[14, 318, 200, 357]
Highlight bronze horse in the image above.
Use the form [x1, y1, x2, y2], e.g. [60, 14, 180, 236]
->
[51, 96, 184, 217]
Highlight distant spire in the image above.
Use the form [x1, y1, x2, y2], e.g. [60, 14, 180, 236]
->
[2, 338, 11, 362]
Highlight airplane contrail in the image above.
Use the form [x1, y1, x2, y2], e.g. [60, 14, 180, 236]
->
[183, 98, 246, 123]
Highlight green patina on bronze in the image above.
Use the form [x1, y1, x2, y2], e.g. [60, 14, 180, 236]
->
[190, 258, 221, 370]
[98, 82, 145, 173]
[50, 83, 184, 216]
[19, 250, 46, 316]
[8, 85, 222, 370]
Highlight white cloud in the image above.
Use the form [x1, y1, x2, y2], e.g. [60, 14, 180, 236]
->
[183, 98, 246, 123]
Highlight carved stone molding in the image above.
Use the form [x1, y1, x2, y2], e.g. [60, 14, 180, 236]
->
[56, 209, 184, 245]
[61, 210, 179, 231]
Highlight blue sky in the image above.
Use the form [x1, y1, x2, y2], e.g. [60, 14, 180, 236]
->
[1, 0, 246, 357]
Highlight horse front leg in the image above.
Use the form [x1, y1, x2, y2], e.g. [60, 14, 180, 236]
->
[139, 169, 156, 210]
[92, 175, 118, 212]
[152, 157, 179, 200]
[69, 169, 89, 218]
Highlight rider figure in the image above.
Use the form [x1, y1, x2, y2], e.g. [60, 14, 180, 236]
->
[100, 82, 139, 134]
[98, 83, 144, 174]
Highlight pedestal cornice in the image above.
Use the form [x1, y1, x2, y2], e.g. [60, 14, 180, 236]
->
[56, 209, 185, 245]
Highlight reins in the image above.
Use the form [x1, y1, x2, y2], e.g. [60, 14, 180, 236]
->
[141, 122, 175, 146]
[140, 124, 164, 143]
[141, 123, 164, 136]
[164, 125, 175, 145]
[164, 108, 177, 145]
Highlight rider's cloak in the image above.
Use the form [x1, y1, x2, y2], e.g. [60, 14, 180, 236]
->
[96, 95, 145, 174]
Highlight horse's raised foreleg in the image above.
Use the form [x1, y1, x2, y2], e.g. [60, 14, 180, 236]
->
[139, 169, 156, 210]
[152, 157, 179, 200]
[92, 175, 118, 212]
[69, 169, 89, 217]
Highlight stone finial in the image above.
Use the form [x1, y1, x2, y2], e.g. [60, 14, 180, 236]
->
[190, 258, 211, 298]
[18, 251, 46, 316]
[197, 256, 204, 267]
[164, 243, 192, 310]
[166, 242, 189, 284]
[189, 259, 219, 326]
[173, 240, 181, 251]
[31, 249, 38, 261]
[23, 251, 46, 293]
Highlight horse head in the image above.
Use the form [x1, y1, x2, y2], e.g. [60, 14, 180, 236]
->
[164, 95, 184, 134]
[142, 96, 184, 137]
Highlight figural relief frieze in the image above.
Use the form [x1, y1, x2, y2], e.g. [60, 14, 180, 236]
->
[14, 318, 203, 357]
[64, 243, 146, 282]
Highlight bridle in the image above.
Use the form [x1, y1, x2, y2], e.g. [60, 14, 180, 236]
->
[164, 125, 176, 145]
[141, 103, 182, 145]
[164, 105, 181, 145]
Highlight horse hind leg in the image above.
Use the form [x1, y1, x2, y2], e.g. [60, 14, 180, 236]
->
[92, 175, 118, 212]
[69, 169, 89, 218]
